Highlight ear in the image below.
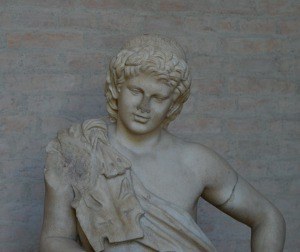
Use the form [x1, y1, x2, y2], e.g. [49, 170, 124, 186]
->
[167, 90, 180, 118]
[172, 91, 180, 102]
[106, 75, 120, 99]
[167, 103, 178, 117]
[109, 85, 119, 99]
[106, 73, 121, 99]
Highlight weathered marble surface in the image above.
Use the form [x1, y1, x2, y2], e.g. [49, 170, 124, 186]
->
[40, 35, 285, 252]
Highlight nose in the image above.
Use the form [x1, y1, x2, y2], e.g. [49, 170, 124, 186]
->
[137, 95, 150, 113]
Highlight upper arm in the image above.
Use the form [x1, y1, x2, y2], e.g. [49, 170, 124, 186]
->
[41, 142, 78, 241]
[200, 148, 238, 207]
[200, 147, 278, 228]
[215, 174, 278, 227]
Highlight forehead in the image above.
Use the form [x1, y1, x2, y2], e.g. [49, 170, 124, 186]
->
[126, 73, 174, 94]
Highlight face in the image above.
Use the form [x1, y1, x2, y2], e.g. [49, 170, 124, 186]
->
[117, 73, 175, 135]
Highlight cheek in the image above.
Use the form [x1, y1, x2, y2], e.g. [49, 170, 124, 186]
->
[119, 92, 139, 109]
[152, 101, 173, 116]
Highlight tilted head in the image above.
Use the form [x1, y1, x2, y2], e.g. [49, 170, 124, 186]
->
[105, 34, 191, 128]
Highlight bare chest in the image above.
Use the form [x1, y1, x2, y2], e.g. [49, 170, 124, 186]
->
[129, 155, 204, 215]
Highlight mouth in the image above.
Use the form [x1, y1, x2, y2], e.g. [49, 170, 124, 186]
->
[133, 113, 150, 123]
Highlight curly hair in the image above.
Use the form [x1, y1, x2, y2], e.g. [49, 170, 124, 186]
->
[105, 34, 191, 128]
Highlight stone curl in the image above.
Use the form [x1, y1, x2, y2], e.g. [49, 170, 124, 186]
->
[105, 35, 191, 128]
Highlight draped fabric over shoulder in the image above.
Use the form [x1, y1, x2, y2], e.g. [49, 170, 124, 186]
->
[45, 119, 216, 252]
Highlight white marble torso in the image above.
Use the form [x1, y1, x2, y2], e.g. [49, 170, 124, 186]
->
[108, 125, 206, 218]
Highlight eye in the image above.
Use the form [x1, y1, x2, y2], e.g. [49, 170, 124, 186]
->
[128, 87, 142, 95]
[152, 95, 169, 102]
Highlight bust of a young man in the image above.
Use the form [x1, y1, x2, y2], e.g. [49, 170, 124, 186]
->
[40, 35, 285, 252]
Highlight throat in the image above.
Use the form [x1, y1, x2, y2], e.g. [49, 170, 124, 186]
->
[110, 122, 163, 154]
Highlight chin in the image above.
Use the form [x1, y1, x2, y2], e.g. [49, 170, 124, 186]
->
[125, 121, 159, 135]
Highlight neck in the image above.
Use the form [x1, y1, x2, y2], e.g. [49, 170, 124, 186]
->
[111, 120, 163, 154]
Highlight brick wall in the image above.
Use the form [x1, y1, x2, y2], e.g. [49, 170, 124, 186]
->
[0, 1, 299, 251]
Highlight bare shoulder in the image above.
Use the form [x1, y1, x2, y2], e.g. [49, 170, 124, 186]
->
[164, 131, 228, 170]
[164, 131, 237, 190]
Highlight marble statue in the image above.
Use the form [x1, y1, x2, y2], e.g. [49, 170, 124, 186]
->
[40, 35, 286, 252]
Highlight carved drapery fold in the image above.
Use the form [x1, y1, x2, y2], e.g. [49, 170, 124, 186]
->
[45, 118, 216, 252]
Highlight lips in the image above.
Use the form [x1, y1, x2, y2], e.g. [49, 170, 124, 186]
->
[133, 113, 150, 123]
